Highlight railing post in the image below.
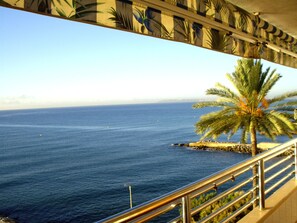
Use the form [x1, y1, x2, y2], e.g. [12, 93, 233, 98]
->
[295, 143, 297, 180]
[128, 185, 133, 209]
[258, 159, 265, 210]
[182, 195, 191, 223]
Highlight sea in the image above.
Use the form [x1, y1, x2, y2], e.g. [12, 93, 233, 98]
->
[0, 102, 290, 223]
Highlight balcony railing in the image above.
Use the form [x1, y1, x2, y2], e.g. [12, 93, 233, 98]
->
[96, 138, 297, 223]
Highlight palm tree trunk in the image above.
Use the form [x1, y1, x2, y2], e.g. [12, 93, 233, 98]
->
[250, 123, 258, 156]
[250, 122, 258, 208]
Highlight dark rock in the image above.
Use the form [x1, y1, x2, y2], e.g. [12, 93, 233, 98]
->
[0, 216, 17, 223]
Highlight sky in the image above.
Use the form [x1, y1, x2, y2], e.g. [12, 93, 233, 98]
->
[1, 6, 297, 110]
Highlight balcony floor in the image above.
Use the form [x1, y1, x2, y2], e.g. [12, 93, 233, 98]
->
[238, 179, 297, 223]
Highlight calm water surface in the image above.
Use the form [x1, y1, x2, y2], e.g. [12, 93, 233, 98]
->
[0, 103, 284, 223]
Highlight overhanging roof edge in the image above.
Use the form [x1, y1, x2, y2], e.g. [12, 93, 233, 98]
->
[1, 0, 297, 68]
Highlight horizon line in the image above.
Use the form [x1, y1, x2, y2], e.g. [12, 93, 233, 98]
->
[0, 98, 208, 112]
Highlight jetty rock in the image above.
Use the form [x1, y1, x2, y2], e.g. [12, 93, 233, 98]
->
[0, 216, 16, 223]
[173, 141, 294, 155]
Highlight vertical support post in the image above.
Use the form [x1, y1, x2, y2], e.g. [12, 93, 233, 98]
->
[295, 143, 297, 180]
[182, 195, 191, 223]
[258, 159, 265, 210]
[128, 185, 133, 209]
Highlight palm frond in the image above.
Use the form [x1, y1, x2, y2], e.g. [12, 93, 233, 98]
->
[206, 87, 238, 102]
[272, 107, 296, 113]
[215, 82, 240, 101]
[256, 117, 276, 141]
[240, 125, 249, 143]
[53, 1, 103, 19]
[152, 19, 173, 39]
[270, 111, 295, 129]
[109, 7, 134, 31]
[264, 111, 295, 139]
[174, 19, 192, 43]
[193, 101, 229, 109]
[234, 6, 250, 31]
[270, 100, 297, 110]
[226, 59, 254, 97]
[55, 7, 69, 17]
[269, 91, 297, 105]
[258, 72, 281, 99]
[206, 29, 230, 51]
[228, 120, 242, 140]
[76, 2, 103, 13]
[258, 67, 272, 91]
[197, 114, 241, 140]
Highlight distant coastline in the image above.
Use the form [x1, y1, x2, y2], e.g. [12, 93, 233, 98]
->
[0, 98, 202, 112]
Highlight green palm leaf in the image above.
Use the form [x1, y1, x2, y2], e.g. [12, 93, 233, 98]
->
[269, 91, 297, 104]
[193, 101, 230, 109]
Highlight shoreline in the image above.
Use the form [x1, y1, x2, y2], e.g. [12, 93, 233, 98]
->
[172, 141, 293, 155]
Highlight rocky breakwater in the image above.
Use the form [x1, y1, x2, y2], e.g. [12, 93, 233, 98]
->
[172, 141, 293, 155]
[0, 216, 16, 223]
[189, 141, 253, 153]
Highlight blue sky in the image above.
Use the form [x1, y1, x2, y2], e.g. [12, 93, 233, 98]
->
[1, 6, 297, 110]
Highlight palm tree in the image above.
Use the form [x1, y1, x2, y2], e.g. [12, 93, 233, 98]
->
[193, 59, 297, 157]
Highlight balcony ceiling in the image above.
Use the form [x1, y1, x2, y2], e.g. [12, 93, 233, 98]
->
[228, 0, 297, 38]
[1, 0, 297, 68]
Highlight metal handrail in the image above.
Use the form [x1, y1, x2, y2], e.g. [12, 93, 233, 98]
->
[265, 171, 295, 194]
[191, 177, 254, 215]
[96, 138, 297, 223]
[265, 155, 294, 172]
[199, 188, 255, 223]
[265, 162, 294, 184]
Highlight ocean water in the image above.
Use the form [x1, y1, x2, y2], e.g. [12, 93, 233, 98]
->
[0, 102, 287, 223]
